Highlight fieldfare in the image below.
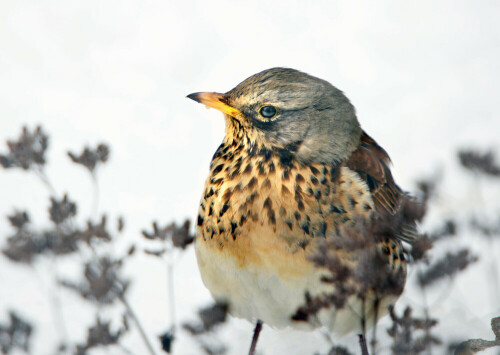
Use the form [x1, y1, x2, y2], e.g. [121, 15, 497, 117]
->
[188, 68, 417, 354]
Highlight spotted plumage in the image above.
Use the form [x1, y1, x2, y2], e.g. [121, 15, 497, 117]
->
[188, 68, 417, 351]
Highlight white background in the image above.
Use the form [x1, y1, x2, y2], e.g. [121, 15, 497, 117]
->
[0, 1, 499, 354]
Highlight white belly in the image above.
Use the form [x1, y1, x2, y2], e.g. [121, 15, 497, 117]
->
[195, 238, 390, 335]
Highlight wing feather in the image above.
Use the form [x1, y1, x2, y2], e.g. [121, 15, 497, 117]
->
[346, 131, 417, 243]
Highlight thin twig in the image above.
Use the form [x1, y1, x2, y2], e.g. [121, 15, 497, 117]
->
[119, 294, 157, 355]
[248, 320, 263, 355]
[34, 168, 56, 195]
[358, 334, 369, 355]
[91, 172, 99, 218]
[370, 297, 380, 355]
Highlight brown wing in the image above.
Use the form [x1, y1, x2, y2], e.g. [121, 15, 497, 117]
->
[346, 131, 418, 243]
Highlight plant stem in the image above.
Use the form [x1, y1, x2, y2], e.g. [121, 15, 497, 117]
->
[119, 294, 157, 355]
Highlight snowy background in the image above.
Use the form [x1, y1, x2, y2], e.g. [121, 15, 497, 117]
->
[0, 0, 499, 354]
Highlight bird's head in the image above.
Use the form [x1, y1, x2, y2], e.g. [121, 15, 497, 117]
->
[188, 67, 362, 164]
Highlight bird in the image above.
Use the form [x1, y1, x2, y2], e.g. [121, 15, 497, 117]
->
[187, 68, 417, 354]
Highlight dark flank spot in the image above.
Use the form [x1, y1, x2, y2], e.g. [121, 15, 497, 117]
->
[268, 209, 276, 225]
[294, 211, 301, 221]
[383, 246, 391, 255]
[282, 167, 291, 180]
[392, 254, 398, 261]
[263, 197, 272, 209]
[281, 184, 290, 195]
[297, 200, 305, 211]
[205, 188, 215, 199]
[243, 163, 253, 174]
[297, 240, 310, 249]
[218, 226, 226, 234]
[200, 201, 206, 210]
[258, 161, 266, 175]
[262, 178, 271, 189]
[211, 177, 224, 185]
[233, 183, 242, 193]
[399, 252, 405, 261]
[268, 161, 275, 173]
[208, 205, 213, 216]
[295, 173, 305, 184]
[229, 160, 242, 178]
[222, 189, 232, 202]
[301, 221, 310, 235]
[219, 204, 230, 217]
[197, 215, 204, 226]
[319, 222, 327, 236]
[309, 166, 320, 176]
[363, 203, 372, 211]
[314, 189, 321, 200]
[306, 187, 314, 196]
[239, 215, 247, 226]
[329, 167, 340, 182]
[247, 176, 257, 189]
[294, 183, 303, 194]
[231, 221, 237, 234]
[246, 192, 257, 204]
[285, 220, 293, 230]
[310, 176, 319, 185]
[329, 205, 345, 214]
[279, 206, 286, 217]
[213, 164, 224, 174]
[321, 166, 328, 175]
[320, 177, 327, 184]
[348, 195, 358, 207]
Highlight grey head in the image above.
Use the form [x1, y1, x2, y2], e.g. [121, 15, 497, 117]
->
[188, 67, 362, 165]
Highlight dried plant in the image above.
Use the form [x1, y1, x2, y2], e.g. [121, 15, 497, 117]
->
[418, 249, 478, 288]
[458, 149, 500, 177]
[74, 316, 129, 355]
[60, 256, 129, 305]
[68, 144, 109, 175]
[0, 126, 48, 170]
[450, 316, 500, 354]
[182, 302, 228, 355]
[0, 311, 33, 354]
[387, 306, 441, 355]
[2, 125, 499, 355]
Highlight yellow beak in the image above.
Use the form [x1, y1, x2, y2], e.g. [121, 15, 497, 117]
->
[187, 92, 244, 119]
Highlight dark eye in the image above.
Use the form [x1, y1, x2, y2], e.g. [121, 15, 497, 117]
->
[259, 105, 277, 119]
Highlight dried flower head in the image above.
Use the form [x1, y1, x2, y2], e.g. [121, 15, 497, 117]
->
[458, 149, 500, 177]
[183, 302, 228, 335]
[387, 306, 440, 355]
[68, 144, 109, 174]
[142, 219, 194, 250]
[7, 211, 30, 230]
[49, 194, 77, 225]
[418, 249, 478, 287]
[80, 215, 112, 245]
[60, 256, 129, 305]
[0, 126, 48, 170]
[75, 317, 127, 355]
[0, 311, 33, 354]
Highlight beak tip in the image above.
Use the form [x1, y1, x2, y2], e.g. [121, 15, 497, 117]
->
[186, 93, 201, 103]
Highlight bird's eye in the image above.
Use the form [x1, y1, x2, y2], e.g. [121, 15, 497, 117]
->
[259, 105, 278, 119]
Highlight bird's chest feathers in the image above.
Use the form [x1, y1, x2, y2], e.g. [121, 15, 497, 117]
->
[195, 143, 376, 271]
